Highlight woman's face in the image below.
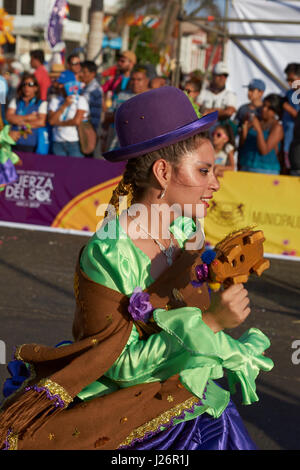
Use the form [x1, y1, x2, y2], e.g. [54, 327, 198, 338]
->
[261, 100, 275, 120]
[212, 127, 228, 148]
[164, 139, 220, 219]
[21, 79, 38, 100]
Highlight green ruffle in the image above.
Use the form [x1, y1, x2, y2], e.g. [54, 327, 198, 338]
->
[154, 307, 274, 407]
[0, 125, 19, 165]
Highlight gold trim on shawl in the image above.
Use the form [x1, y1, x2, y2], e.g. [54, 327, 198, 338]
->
[6, 431, 18, 450]
[37, 379, 73, 407]
[117, 396, 199, 448]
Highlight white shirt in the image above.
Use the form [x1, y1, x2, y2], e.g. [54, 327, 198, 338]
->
[198, 88, 237, 111]
[215, 143, 235, 166]
[8, 98, 48, 115]
[48, 95, 89, 142]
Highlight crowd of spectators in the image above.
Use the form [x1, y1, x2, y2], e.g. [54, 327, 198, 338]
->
[0, 48, 299, 176]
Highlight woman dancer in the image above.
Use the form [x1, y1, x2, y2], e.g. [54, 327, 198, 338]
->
[1, 87, 273, 450]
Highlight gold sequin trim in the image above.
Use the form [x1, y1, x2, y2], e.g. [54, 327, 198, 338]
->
[38, 379, 73, 407]
[6, 431, 18, 450]
[117, 396, 199, 448]
[14, 344, 25, 361]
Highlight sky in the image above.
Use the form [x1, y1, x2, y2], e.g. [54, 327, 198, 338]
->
[186, 0, 229, 16]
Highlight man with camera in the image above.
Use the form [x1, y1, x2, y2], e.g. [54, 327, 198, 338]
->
[235, 78, 266, 128]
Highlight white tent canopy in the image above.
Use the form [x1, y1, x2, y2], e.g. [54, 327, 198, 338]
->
[226, 0, 300, 107]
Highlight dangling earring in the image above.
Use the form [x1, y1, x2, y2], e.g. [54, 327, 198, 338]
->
[159, 187, 166, 199]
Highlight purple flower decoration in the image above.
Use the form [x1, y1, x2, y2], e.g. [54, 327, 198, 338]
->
[128, 287, 153, 323]
[191, 263, 209, 287]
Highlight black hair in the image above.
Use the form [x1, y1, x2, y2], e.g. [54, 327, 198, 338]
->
[263, 93, 284, 118]
[284, 63, 300, 76]
[67, 53, 80, 65]
[214, 123, 235, 150]
[81, 60, 97, 75]
[132, 65, 150, 78]
[30, 49, 44, 64]
[185, 78, 202, 93]
[16, 73, 41, 101]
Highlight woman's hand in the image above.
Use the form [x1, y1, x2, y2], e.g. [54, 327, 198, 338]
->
[202, 284, 251, 333]
[251, 115, 261, 132]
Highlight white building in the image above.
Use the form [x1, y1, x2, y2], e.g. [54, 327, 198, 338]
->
[0, 0, 121, 61]
[180, 23, 208, 74]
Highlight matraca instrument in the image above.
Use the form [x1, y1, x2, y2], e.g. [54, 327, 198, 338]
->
[205, 227, 270, 290]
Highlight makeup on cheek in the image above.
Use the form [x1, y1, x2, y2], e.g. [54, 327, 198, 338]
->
[171, 165, 212, 188]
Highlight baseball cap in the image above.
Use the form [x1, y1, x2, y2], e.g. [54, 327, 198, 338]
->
[57, 70, 76, 84]
[11, 61, 24, 73]
[213, 62, 229, 76]
[245, 78, 266, 91]
[120, 50, 137, 65]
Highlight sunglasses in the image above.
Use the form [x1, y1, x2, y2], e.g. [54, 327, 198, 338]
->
[213, 131, 227, 139]
[70, 61, 81, 66]
[184, 88, 195, 95]
[22, 82, 36, 87]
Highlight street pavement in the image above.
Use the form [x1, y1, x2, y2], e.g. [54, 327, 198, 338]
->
[0, 226, 299, 450]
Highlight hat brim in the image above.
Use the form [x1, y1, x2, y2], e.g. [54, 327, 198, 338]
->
[103, 111, 218, 162]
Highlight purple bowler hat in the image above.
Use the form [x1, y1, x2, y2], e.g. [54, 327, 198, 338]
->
[103, 86, 218, 162]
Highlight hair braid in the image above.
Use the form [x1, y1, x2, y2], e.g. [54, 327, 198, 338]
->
[105, 177, 134, 217]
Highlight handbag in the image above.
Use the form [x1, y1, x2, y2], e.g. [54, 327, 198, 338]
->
[78, 121, 97, 155]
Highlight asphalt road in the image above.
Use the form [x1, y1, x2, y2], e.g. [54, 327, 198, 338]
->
[0, 226, 299, 450]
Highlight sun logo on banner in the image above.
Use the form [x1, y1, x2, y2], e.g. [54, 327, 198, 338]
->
[207, 201, 245, 227]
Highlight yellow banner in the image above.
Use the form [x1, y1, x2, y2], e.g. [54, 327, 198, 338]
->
[204, 171, 300, 258]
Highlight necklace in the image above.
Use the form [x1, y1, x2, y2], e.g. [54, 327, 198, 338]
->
[128, 215, 175, 266]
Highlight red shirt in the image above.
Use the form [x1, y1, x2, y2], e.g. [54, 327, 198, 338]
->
[34, 65, 51, 101]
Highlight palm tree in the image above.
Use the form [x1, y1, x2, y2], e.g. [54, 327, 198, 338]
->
[117, 0, 222, 84]
[86, 0, 104, 65]
[117, 0, 222, 50]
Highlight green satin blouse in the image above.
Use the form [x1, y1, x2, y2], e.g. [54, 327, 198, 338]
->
[77, 215, 273, 423]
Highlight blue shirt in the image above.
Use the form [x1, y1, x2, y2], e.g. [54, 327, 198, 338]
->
[238, 127, 280, 174]
[282, 89, 300, 153]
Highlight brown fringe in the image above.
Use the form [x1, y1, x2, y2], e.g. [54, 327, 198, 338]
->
[0, 389, 63, 449]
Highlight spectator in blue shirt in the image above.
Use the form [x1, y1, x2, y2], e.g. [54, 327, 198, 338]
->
[235, 78, 265, 128]
[282, 63, 300, 168]
[81, 61, 103, 135]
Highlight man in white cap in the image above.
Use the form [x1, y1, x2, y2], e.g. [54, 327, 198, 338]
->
[198, 61, 237, 122]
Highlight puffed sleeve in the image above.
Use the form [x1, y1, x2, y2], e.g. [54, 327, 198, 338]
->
[153, 307, 274, 406]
